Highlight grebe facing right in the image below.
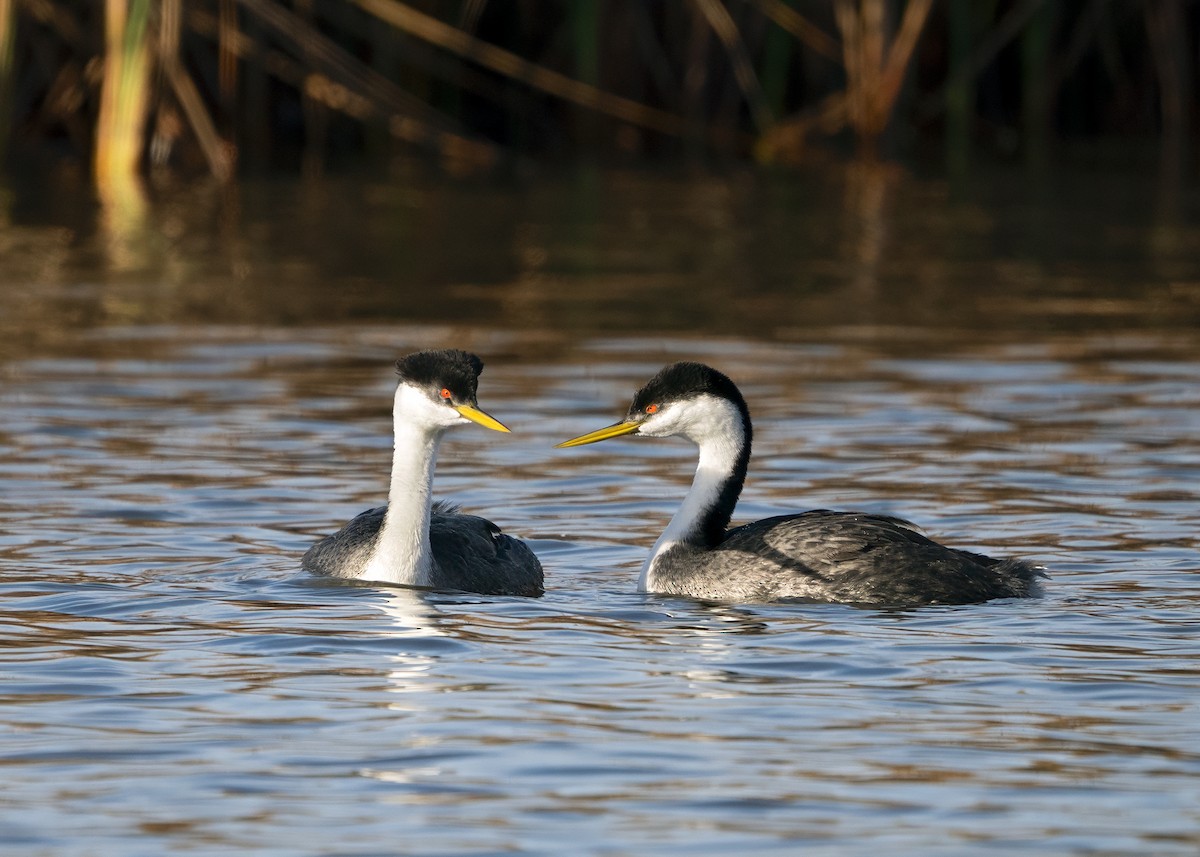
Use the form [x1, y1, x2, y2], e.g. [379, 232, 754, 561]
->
[303, 349, 542, 596]
[557, 361, 1045, 607]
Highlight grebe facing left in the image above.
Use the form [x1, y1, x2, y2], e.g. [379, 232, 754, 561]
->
[558, 361, 1044, 607]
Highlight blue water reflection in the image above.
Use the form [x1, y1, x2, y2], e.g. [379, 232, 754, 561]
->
[1, 167, 1198, 855]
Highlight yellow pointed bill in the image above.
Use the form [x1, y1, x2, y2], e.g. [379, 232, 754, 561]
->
[555, 420, 641, 448]
[455, 404, 511, 433]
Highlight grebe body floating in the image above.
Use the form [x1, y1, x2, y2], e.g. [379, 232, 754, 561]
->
[558, 362, 1044, 606]
[304, 349, 543, 596]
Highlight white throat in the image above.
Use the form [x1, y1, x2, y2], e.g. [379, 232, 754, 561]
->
[638, 396, 745, 592]
[360, 385, 449, 585]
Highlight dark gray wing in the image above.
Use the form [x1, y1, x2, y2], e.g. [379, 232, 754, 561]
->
[718, 509, 1045, 605]
[429, 512, 544, 597]
[302, 505, 386, 578]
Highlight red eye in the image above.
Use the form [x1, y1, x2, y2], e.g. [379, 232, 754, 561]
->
[440, 388, 452, 400]
[645, 404, 659, 414]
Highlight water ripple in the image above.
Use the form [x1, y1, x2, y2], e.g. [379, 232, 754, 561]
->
[2, 324, 1198, 856]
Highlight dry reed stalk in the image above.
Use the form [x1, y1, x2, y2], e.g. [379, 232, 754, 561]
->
[219, 0, 238, 106]
[231, 0, 498, 169]
[754, 89, 848, 163]
[95, 0, 153, 184]
[348, 0, 689, 137]
[835, 0, 932, 153]
[918, 0, 1050, 121]
[692, 0, 772, 131]
[1144, 0, 1193, 175]
[160, 0, 235, 180]
[0, 0, 15, 159]
[748, 0, 840, 61]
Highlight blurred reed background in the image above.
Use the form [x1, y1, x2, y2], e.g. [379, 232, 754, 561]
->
[0, 0, 1194, 188]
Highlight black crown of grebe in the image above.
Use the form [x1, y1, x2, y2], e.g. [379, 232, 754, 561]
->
[303, 349, 543, 596]
[557, 361, 1045, 606]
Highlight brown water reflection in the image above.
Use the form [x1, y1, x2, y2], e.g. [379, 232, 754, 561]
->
[3, 162, 1198, 360]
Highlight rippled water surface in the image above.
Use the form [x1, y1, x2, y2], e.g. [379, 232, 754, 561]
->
[2, 166, 1199, 855]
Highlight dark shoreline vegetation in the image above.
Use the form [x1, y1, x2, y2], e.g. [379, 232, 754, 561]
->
[0, 0, 1194, 189]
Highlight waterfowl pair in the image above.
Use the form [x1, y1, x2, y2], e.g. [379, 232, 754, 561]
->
[305, 352, 1043, 606]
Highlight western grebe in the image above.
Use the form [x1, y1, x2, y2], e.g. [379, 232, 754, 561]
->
[303, 349, 543, 596]
[557, 361, 1044, 606]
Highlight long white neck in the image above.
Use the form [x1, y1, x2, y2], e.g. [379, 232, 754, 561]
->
[361, 392, 444, 585]
[638, 401, 746, 592]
